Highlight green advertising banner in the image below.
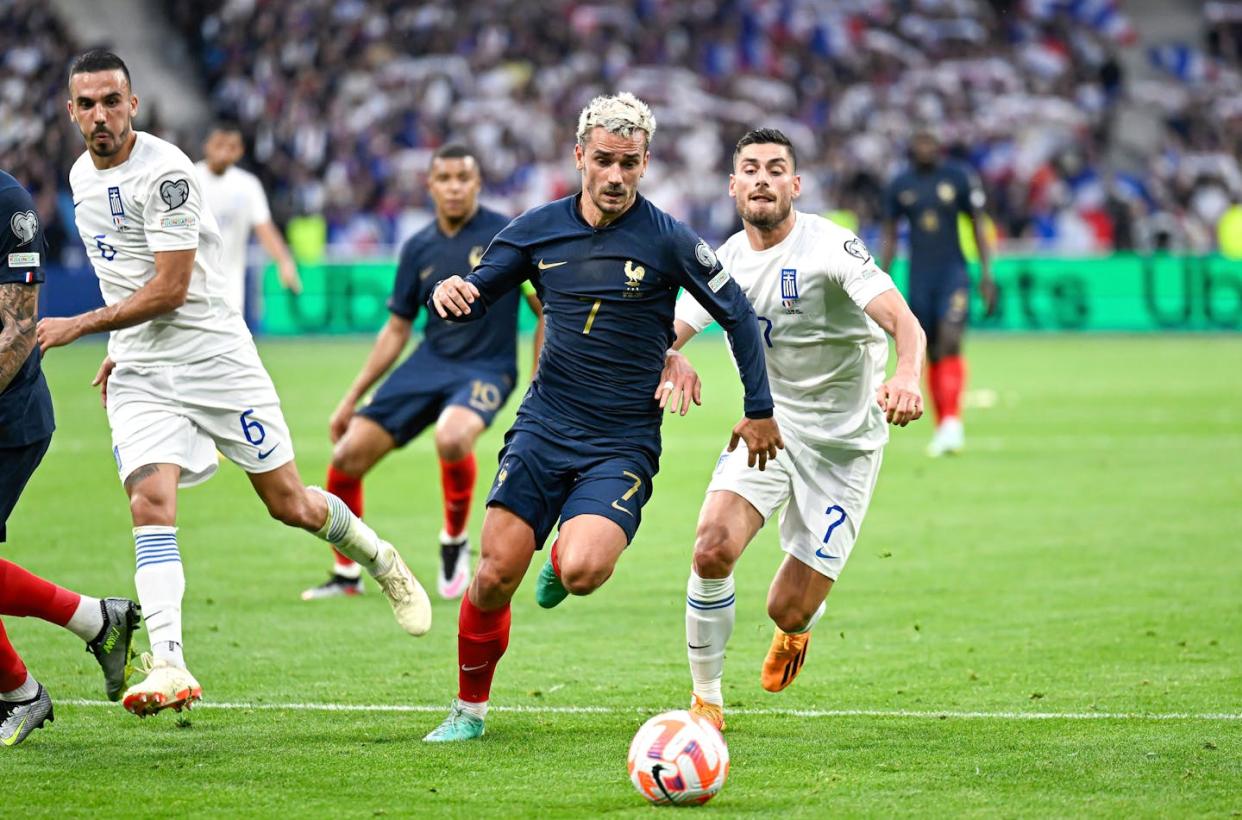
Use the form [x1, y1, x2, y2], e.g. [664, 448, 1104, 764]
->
[261, 254, 1242, 335]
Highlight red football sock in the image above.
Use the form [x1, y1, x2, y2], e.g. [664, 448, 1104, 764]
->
[938, 355, 965, 420]
[326, 466, 363, 570]
[549, 539, 562, 577]
[457, 595, 511, 704]
[927, 361, 945, 423]
[0, 559, 80, 626]
[0, 619, 28, 693]
[440, 453, 476, 539]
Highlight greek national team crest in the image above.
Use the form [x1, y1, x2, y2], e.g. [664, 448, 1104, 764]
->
[780, 268, 802, 315]
[9, 210, 37, 245]
[108, 186, 127, 229]
[780, 268, 799, 300]
[159, 178, 190, 210]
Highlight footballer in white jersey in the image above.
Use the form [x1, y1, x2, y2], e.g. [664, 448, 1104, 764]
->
[195, 122, 300, 315]
[37, 50, 431, 719]
[661, 129, 926, 729]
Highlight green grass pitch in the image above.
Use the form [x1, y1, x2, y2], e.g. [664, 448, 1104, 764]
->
[3, 334, 1240, 817]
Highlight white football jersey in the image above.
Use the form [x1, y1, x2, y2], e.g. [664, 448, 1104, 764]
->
[194, 161, 272, 311]
[676, 212, 896, 450]
[70, 132, 250, 366]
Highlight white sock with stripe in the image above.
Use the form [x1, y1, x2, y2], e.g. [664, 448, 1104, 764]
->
[133, 525, 186, 669]
[309, 487, 392, 576]
[686, 568, 735, 707]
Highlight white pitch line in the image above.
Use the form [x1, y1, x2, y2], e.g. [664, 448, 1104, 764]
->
[61, 699, 1242, 721]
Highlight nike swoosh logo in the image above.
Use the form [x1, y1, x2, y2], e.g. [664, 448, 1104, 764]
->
[537, 259, 567, 270]
[1, 715, 26, 746]
[610, 500, 634, 517]
[815, 549, 841, 560]
[461, 663, 488, 672]
[258, 444, 279, 460]
[688, 643, 710, 649]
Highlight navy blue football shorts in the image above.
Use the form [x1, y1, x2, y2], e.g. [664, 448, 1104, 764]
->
[358, 352, 515, 447]
[0, 435, 51, 543]
[907, 265, 971, 345]
[485, 417, 657, 548]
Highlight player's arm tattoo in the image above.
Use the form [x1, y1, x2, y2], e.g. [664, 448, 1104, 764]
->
[0, 282, 39, 393]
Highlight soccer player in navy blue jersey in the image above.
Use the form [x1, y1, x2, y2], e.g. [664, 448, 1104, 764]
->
[0, 169, 140, 745]
[303, 145, 544, 603]
[881, 129, 997, 457]
[422, 93, 782, 742]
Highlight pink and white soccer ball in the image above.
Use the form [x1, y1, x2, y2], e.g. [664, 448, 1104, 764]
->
[627, 710, 730, 806]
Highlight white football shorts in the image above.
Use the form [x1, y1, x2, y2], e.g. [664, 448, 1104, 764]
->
[706, 431, 883, 580]
[106, 341, 294, 487]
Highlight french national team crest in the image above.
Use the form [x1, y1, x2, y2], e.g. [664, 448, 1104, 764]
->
[780, 268, 802, 314]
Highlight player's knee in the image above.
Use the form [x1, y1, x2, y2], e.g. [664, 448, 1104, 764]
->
[767, 598, 814, 634]
[128, 492, 174, 526]
[692, 522, 741, 578]
[558, 555, 612, 596]
[473, 560, 521, 601]
[329, 443, 369, 478]
[434, 426, 474, 462]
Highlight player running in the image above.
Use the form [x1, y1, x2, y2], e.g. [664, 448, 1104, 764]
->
[670, 129, 925, 730]
[304, 144, 544, 601]
[422, 93, 781, 742]
[0, 168, 140, 745]
[880, 128, 996, 457]
[36, 50, 431, 719]
[194, 120, 301, 317]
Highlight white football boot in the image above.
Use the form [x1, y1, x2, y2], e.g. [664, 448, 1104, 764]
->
[927, 417, 965, 457]
[437, 532, 471, 600]
[373, 542, 432, 636]
[122, 655, 202, 717]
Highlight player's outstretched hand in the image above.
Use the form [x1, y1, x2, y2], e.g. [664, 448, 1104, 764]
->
[431, 275, 480, 318]
[278, 260, 303, 296]
[876, 373, 923, 427]
[729, 416, 784, 471]
[979, 276, 999, 318]
[91, 355, 115, 409]
[656, 349, 702, 416]
[328, 400, 354, 443]
[36, 316, 82, 353]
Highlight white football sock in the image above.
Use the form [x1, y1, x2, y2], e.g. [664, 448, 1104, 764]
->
[65, 595, 105, 642]
[785, 600, 827, 635]
[1, 672, 39, 702]
[310, 487, 393, 575]
[440, 529, 468, 547]
[457, 698, 488, 719]
[686, 568, 735, 706]
[133, 526, 186, 668]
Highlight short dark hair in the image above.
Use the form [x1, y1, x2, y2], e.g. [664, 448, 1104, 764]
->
[69, 49, 132, 91]
[734, 128, 796, 170]
[431, 143, 476, 165]
[209, 118, 244, 137]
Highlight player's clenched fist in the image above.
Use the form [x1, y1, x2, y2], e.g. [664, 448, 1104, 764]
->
[875, 373, 923, 427]
[729, 416, 784, 471]
[36, 316, 83, 353]
[431, 275, 480, 318]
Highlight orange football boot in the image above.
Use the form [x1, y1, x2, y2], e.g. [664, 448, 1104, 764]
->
[760, 628, 811, 692]
[689, 693, 725, 731]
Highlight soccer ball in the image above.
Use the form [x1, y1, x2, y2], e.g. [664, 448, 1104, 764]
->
[627, 710, 730, 806]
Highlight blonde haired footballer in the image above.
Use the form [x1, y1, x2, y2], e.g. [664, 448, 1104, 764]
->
[667, 128, 926, 730]
[36, 50, 431, 717]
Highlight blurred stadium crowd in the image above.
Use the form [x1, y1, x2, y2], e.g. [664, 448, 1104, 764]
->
[4, 0, 1241, 260]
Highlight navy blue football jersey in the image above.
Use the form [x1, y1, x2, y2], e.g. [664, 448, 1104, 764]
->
[0, 170, 54, 446]
[884, 162, 984, 277]
[431, 193, 772, 443]
[389, 206, 516, 368]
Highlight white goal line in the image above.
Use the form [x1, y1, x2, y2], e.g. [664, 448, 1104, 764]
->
[62, 699, 1241, 722]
